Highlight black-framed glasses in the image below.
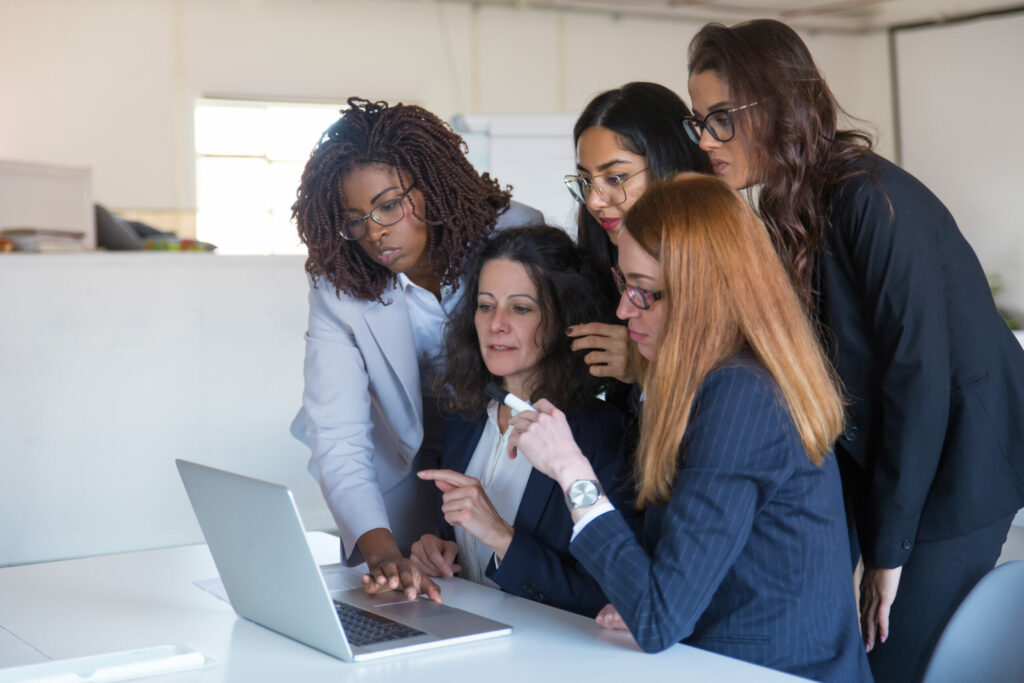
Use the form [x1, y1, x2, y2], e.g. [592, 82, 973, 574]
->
[682, 101, 762, 144]
[563, 168, 648, 206]
[611, 266, 662, 310]
[339, 187, 414, 241]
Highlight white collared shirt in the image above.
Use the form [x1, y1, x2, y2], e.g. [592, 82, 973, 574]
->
[455, 401, 534, 587]
[396, 273, 461, 398]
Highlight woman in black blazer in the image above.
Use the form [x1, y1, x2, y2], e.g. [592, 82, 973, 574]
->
[410, 226, 635, 617]
[686, 19, 1024, 683]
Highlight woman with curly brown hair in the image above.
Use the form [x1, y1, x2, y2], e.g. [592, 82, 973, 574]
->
[289, 98, 540, 602]
[409, 226, 635, 617]
[686, 20, 1024, 682]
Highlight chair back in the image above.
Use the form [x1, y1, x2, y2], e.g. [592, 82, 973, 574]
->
[922, 560, 1024, 683]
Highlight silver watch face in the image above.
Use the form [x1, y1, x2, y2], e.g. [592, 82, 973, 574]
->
[567, 479, 600, 508]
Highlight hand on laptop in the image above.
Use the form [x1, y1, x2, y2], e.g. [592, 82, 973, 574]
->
[358, 528, 442, 603]
[362, 556, 442, 603]
[411, 534, 462, 578]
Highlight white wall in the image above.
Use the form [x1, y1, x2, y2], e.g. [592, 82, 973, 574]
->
[0, 0, 895, 210]
[894, 11, 1024, 317]
[0, 254, 331, 565]
[4, 0, 1004, 561]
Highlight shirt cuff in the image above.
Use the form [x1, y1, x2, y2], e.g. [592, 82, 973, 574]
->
[570, 501, 615, 541]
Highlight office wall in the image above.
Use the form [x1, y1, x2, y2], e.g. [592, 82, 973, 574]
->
[0, 0, 894, 213]
[0, 254, 329, 566]
[894, 10, 1024, 317]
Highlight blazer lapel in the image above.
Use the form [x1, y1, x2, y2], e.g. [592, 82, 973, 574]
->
[514, 469, 555, 537]
[363, 285, 422, 428]
[445, 416, 487, 474]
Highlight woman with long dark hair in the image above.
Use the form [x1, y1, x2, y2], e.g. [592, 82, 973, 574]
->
[509, 174, 870, 682]
[686, 20, 1024, 682]
[564, 82, 711, 389]
[290, 98, 540, 602]
[411, 226, 633, 617]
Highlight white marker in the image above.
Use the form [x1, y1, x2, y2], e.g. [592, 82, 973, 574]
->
[484, 381, 536, 413]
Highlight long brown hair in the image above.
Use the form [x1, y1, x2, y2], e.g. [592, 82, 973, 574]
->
[688, 20, 874, 304]
[293, 98, 512, 301]
[437, 226, 614, 418]
[626, 174, 844, 507]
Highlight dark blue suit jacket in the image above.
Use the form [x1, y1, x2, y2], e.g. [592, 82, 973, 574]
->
[439, 399, 635, 617]
[572, 358, 871, 682]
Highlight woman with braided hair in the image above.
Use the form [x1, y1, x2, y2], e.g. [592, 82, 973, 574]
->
[290, 98, 541, 601]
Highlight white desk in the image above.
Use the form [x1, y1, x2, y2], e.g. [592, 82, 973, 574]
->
[0, 533, 808, 682]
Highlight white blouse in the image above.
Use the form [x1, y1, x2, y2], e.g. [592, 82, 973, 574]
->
[454, 401, 534, 587]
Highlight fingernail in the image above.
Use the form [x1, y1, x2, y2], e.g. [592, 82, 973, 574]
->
[565, 327, 573, 335]
[881, 636, 886, 643]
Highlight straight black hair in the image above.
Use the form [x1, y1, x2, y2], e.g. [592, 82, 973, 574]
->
[573, 82, 713, 297]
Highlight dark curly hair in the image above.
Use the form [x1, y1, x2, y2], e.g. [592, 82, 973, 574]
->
[688, 21, 875, 304]
[437, 225, 614, 418]
[293, 98, 512, 301]
[573, 82, 712, 302]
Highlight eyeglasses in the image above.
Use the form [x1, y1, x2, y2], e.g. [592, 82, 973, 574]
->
[611, 266, 662, 310]
[339, 187, 414, 241]
[682, 101, 762, 144]
[563, 168, 648, 206]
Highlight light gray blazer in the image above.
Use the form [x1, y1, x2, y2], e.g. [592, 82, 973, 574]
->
[290, 202, 543, 559]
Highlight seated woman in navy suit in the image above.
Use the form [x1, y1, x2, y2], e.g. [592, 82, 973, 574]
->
[411, 226, 634, 617]
[509, 176, 871, 682]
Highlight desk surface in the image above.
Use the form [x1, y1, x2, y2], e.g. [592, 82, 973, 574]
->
[0, 533, 808, 682]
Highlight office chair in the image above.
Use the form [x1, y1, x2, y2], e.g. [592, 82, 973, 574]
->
[922, 560, 1024, 683]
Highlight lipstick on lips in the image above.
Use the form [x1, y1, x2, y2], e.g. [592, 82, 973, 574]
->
[599, 217, 621, 232]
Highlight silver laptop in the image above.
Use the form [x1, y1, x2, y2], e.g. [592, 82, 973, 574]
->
[176, 459, 511, 662]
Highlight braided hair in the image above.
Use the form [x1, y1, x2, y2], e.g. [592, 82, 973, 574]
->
[293, 98, 512, 301]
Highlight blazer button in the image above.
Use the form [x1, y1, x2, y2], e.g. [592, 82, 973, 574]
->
[843, 425, 858, 442]
[901, 539, 912, 550]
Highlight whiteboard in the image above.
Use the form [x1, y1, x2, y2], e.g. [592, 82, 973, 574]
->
[893, 10, 1024, 318]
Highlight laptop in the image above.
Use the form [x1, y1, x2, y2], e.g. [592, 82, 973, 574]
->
[176, 459, 511, 662]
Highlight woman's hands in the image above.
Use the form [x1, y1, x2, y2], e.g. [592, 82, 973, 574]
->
[567, 322, 636, 384]
[358, 528, 442, 602]
[860, 564, 903, 652]
[507, 400, 595, 488]
[596, 603, 631, 632]
[410, 534, 461, 578]
[418, 469, 514, 560]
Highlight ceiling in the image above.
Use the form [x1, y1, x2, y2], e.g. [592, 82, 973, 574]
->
[459, 0, 1023, 31]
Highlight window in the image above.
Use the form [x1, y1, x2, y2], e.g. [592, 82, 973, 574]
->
[194, 99, 343, 254]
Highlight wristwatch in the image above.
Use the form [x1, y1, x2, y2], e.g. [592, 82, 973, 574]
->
[565, 479, 604, 509]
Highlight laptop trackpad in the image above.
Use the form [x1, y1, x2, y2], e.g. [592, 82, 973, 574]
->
[376, 599, 486, 638]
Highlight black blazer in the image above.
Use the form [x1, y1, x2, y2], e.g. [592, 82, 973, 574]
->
[439, 400, 636, 617]
[571, 359, 871, 682]
[818, 156, 1024, 568]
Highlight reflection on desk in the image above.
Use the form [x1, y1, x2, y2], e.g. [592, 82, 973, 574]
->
[0, 532, 810, 682]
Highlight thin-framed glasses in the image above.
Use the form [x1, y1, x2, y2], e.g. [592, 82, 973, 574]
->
[682, 101, 762, 144]
[611, 266, 662, 310]
[339, 187, 414, 241]
[563, 168, 648, 206]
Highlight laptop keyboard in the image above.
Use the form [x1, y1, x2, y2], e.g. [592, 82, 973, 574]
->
[333, 600, 426, 648]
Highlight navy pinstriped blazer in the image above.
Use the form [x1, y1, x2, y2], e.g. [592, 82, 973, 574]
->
[571, 356, 871, 683]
